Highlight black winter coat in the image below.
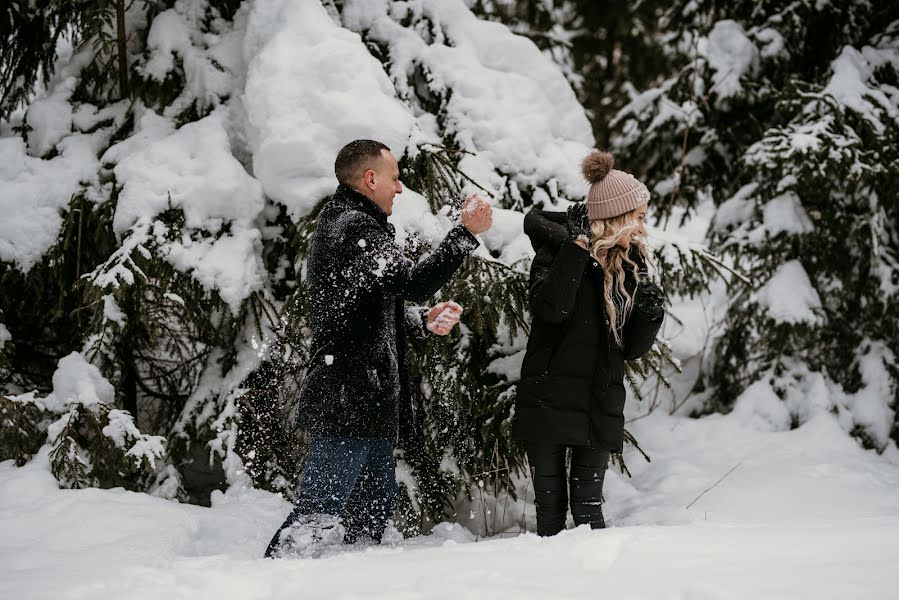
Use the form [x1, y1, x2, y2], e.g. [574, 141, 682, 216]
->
[295, 184, 479, 442]
[512, 209, 664, 452]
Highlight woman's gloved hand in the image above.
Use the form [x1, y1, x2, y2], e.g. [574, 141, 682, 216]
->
[565, 203, 590, 242]
[635, 278, 665, 321]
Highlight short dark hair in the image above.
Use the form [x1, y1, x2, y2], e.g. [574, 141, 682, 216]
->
[334, 139, 390, 185]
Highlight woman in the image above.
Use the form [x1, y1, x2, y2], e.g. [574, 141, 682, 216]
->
[513, 150, 665, 536]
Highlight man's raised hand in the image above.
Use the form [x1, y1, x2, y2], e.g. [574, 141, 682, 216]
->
[461, 194, 493, 235]
[426, 301, 463, 336]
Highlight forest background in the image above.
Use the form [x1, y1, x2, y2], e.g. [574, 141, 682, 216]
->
[1, 0, 897, 536]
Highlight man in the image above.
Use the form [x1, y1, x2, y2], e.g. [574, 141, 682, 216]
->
[265, 139, 492, 557]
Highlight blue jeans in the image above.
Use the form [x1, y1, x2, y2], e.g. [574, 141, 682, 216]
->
[265, 435, 397, 557]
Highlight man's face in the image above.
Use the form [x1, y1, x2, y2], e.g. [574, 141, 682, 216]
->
[367, 150, 403, 215]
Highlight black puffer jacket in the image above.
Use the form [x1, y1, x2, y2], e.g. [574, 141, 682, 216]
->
[296, 184, 479, 442]
[512, 209, 664, 452]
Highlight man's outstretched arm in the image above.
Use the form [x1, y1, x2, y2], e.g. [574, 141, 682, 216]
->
[339, 195, 492, 303]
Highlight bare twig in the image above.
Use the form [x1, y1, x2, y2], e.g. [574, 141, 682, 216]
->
[500, 461, 510, 536]
[75, 199, 84, 281]
[476, 474, 488, 541]
[468, 465, 510, 478]
[491, 441, 500, 536]
[663, 31, 701, 226]
[421, 143, 498, 199]
[685, 462, 742, 509]
[520, 460, 532, 535]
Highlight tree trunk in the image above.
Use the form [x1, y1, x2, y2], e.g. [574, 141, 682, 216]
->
[120, 286, 138, 418]
[116, 0, 129, 99]
[122, 351, 138, 418]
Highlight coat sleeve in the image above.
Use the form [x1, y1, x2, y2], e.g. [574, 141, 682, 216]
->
[622, 279, 665, 360]
[523, 209, 568, 251]
[529, 241, 590, 324]
[337, 212, 479, 304]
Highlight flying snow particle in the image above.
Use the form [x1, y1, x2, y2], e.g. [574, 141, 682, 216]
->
[372, 257, 388, 278]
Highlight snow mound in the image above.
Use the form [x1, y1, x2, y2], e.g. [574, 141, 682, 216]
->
[712, 182, 757, 230]
[703, 20, 759, 107]
[761, 192, 813, 237]
[486, 349, 525, 382]
[112, 111, 263, 234]
[730, 379, 792, 432]
[109, 110, 265, 312]
[755, 260, 822, 325]
[243, 0, 416, 220]
[0, 135, 100, 271]
[842, 342, 897, 448]
[344, 0, 595, 201]
[24, 76, 77, 157]
[44, 352, 115, 414]
[3, 411, 899, 599]
[824, 46, 899, 135]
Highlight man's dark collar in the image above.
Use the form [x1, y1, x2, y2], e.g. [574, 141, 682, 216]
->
[335, 183, 389, 226]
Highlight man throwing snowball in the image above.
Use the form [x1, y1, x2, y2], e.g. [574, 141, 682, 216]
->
[265, 139, 492, 558]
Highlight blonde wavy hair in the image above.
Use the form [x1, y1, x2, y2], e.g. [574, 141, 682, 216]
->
[588, 208, 651, 347]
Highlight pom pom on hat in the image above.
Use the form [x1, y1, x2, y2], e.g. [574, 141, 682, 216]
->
[581, 151, 614, 184]
[583, 150, 651, 221]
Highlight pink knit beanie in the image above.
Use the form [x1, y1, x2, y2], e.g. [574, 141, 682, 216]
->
[582, 151, 650, 221]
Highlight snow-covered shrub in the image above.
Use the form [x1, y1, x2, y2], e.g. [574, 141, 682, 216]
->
[0, 393, 50, 467]
[2, 353, 164, 489]
[48, 403, 165, 490]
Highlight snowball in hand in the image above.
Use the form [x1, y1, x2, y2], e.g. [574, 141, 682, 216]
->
[427, 301, 463, 334]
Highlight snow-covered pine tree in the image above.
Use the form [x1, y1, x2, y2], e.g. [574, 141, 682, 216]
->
[1, 0, 682, 533]
[2, 0, 267, 501]
[613, 0, 899, 449]
[469, 0, 669, 146]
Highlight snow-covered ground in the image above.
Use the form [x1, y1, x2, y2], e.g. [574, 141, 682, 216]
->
[3, 410, 898, 600]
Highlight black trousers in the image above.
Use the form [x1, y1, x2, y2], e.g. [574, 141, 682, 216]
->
[526, 442, 610, 536]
